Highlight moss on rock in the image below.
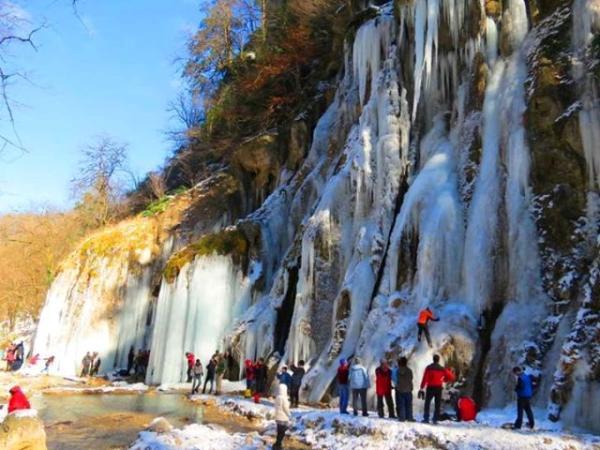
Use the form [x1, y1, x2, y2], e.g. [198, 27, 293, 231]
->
[163, 228, 249, 283]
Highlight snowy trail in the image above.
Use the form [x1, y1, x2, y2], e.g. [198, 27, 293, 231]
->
[131, 395, 600, 450]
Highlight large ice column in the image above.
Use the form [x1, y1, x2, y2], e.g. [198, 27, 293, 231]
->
[462, 61, 505, 313]
[356, 117, 473, 401]
[113, 269, 154, 369]
[385, 116, 464, 305]
[572, 0, 600, 188]
[32, 258, 147, 376]
[146, 255, 252, 385]
[293, 11, 412, 401]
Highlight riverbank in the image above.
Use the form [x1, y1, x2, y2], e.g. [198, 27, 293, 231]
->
[130, 395, 600, 450]
[1, 372, 598, 450]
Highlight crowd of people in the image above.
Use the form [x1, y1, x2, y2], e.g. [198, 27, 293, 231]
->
[268, 307, 539, 448]
[2, 342, 25, 371]
[185, 350, 232, 395]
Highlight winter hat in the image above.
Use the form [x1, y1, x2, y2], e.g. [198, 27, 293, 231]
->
[339, 358, 347, 366]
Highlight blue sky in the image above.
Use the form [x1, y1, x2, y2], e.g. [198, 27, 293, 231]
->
[0, 0, 201, 212]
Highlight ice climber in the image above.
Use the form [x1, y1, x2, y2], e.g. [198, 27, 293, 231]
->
[273, 382, 291, 450]
[337, 358, 350, 414]
[392, 356, 414, 421]
[512, 366, 536, 430]
[290, 360, 305, 408]
[349, 357, 370, 417]
[7, 386, 31, 413]
[419, 354, 455, 424]
[375, 359, 396, 418]
[417, 307, 439, 348]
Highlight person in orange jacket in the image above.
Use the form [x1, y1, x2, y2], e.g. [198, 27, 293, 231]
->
[417, 307, 439, 348]
[419, 354, 455, 424]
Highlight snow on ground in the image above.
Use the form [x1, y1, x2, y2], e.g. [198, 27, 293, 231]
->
[190, 393, 276, 421]
[129, 423, 264, 450]
[158, 379, 246, 393]
[186, 395, 600, 450]
[43, 381, 149, 394]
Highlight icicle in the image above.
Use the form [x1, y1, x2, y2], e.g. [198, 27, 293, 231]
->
[462, 61, 505, 312]
[485, 17, 498, 66]
[572, 0, 600, 188]
[505, 0, 529, 50]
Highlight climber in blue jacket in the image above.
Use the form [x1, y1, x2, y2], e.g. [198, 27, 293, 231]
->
[512, 366, 536, 429]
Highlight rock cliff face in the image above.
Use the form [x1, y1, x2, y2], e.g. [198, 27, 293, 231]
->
[33, 0, 599, 432]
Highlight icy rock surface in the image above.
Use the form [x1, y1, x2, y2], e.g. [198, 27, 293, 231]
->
[34, 0, 600, 433]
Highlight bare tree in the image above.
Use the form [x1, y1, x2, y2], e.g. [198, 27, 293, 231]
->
[148, 170, 167, 200]
[166, 90, 204, 147]
[71, 135, 133, 227]
[0, 2, 45, 153]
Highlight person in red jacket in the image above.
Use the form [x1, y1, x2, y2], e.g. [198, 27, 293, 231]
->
[419, 354, 455, 424]
[7, 386, 31, 413]
[337, 359, 350, 414]
[185, 352, 195, 383]
[375, 359, 396, 419]
[417, 307, 439, 348]
[244, 359, 256, 392]
[456, 395, 477, 422]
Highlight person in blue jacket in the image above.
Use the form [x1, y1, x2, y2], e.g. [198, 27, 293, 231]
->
[277, 365, 293, 391]
[512, 366, 535, 429]
[349, 357, 370, 417]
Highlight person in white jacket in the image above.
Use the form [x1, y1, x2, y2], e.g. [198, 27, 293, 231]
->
[273, 382, 291, 450]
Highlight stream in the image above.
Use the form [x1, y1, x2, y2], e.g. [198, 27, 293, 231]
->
[30, 393, 257, 450]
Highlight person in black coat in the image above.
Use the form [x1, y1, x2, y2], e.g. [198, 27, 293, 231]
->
[203, 358, 217, 394]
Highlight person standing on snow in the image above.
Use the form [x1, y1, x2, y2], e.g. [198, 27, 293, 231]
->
[80, 352, 92, 377]
[185, 352, 195, 383]
[203, 358, 216, 394]
[417, 307, 439, 348]
[191, 359, 204, 395]
[392, 356, 414, 421]
[244, 359, 256, 392]
[349, 357, 370, 417]
[90, 354, 101, 377]
[254, 358, 267, 394]
[419, 354, 455, 424]
[127, 346, 135, 375]
[512, 366, 535, 429]
[290, 361, 305, 408]
[7, 386, 31, 413]
[277, 365, 293, 394]
[272, 383, 291, 450]
[337, 359, 350, 414]
[375, 359, 396, 418]
[215, 353, 228, 395]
